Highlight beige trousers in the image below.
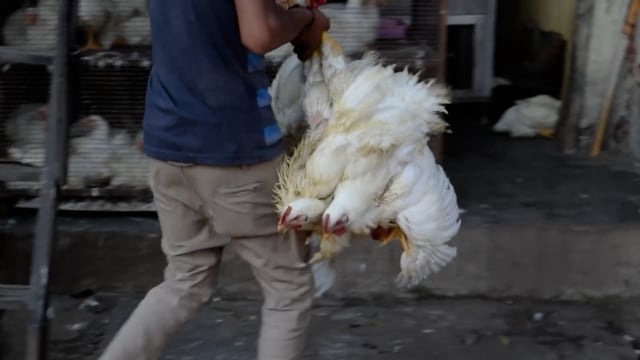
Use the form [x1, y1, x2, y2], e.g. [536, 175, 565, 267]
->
[99, 157, 313, 360]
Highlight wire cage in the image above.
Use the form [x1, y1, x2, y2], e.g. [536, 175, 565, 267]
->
[266, 0, 448, 81]
[0, 0, 154, 210]
[0, 0, 448, 211]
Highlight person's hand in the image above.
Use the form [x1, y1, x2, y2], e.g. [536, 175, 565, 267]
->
[275, 0, 290, 9]
[291, 8, 330, 61]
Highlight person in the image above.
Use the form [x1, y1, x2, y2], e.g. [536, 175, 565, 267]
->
[99, 0, 330, 359]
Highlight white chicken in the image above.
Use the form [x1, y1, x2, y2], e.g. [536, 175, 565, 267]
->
[391, 159, 461, 287]
[272, 35, 380, 297]
[269, 53, 307, 140]
[320, 0, 384, 57]
[274, 35, 380, 234]
[101, 15, 151, 49]
[109, 129, 149, 188]
[323, 141, 461, 287]
[100, 0, 149, 48]
[26, 0, 60, 50]
[274, 32, 461, 288]
[274, 51, 333, 234]
[315, 67, 459, 287]
[66, 115, 113, 188]
[5, 103, 49, 149]
[5, 104, 49, 166]
[78, 0, 114, 50]
[3, 8, 28, 47]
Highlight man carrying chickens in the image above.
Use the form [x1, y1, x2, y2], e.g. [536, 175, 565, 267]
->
[99, 1, 329, 360]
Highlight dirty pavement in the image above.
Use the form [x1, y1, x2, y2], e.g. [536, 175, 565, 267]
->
[2, 294, 640, 360]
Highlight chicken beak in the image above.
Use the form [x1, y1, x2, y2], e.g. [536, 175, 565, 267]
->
[277, 223, 287, 233]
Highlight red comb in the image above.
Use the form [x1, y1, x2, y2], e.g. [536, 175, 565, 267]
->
[279, 206, 292, 225]
[308, 0, 327, 9]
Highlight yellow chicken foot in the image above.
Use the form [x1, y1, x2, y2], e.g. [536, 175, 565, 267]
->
[537, 129, 555, 139]
[304, 223, 324, 245]
[308, 251, 325, 265]
[307, 233, 335, 264]
[79, 26, 102, 51]
[398, 230, 411, 255]
[377, 226, 411, 255]
[110, 35, 128, 47]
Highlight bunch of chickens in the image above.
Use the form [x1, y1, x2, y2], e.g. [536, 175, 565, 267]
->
[2, 0, 150, 51]
[270, 33, 461, 295]
[5, 104, 148, 189]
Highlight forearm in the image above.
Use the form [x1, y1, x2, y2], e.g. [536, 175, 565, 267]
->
[235, 0, 314, 54]
[265, 7, 315, 49]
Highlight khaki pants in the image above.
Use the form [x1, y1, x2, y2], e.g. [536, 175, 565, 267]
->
[99, 157, 313, 360]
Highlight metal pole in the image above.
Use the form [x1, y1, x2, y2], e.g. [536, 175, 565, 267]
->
[25, 0, 75, 358]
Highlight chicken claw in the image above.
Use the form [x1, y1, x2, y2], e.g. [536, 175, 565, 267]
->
[79, 26, 103, 52]
[308, 251, 326, 265]
[377, 225, 411, 255]
[307, 232, 339, 264]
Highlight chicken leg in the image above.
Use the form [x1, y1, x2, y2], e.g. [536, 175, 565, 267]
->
[110, 36, 129, 48]
[308, 233, 333, 264]
[304, 223, 324, 245]
[309, 230, 354, 264]
[79, 26, 102, 51]
[377, 225, 411, 255]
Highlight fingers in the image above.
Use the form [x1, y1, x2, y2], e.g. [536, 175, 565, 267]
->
[294, 45, 314, 61]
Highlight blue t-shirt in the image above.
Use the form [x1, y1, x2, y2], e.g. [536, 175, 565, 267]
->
[142, 0, 283, 166]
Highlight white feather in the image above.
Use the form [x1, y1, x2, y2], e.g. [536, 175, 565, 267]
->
[270, 53, 306, 135]
[394, 158, 462, 287]
[308, 233, 337, 298]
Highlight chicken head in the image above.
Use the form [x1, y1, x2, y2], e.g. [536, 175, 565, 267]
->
[278, 198, 326, 232]
[322, 213, 349, 236]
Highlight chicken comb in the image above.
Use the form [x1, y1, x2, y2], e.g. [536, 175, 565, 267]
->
[308, 0, 327, 9]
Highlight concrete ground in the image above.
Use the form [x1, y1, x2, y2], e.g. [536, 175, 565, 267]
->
[3, 294, 640, 360]
[3, 131, 639, 300]
[1, 130, 640, 358]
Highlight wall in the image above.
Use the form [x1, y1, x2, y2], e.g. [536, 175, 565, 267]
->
[561, 0, 639, 159]
[517, 0, 576, 102]
[516, 0, 576, 39]
[581, 0, 630, 130]
[495, 0, 576, 99]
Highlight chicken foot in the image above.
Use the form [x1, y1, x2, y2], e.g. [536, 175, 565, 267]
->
[377, 225, 411, 255]
[308, 233, 339, 264]
[79, 26, 102, 51]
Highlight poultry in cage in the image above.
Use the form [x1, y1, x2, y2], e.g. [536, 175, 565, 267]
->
[67, 115, 113, 188]
[109, 129, 149, 188]
[78, 0, 149, 51]
[101, 15, 151, 49]
[266, 0, 385, 64]
[3, 0, 58, 50]
[5, 104, 49, 166]
[101, 0, 150, 48]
